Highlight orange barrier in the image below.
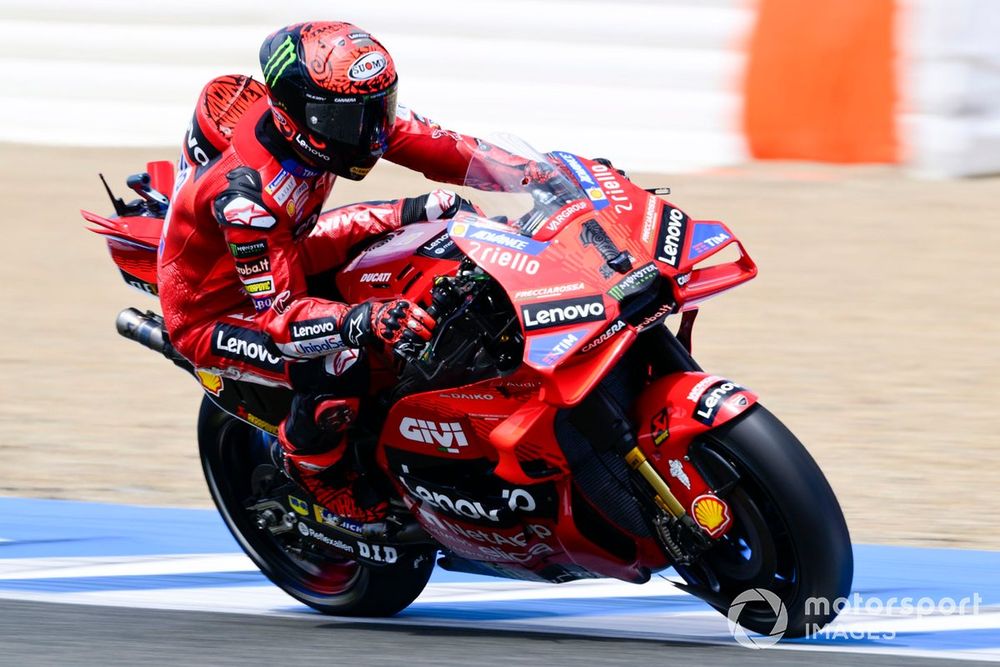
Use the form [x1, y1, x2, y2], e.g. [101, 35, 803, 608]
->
[743, 0, 898, 163]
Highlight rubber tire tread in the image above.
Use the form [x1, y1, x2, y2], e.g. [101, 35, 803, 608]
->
[198, 396, 434, 616]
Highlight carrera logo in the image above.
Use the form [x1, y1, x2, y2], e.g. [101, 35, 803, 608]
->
[289, 318, 337, 342]
[360, 272, 391, 283]
[400, 418, 469, 453]
[521, 295, 606, 331]
[349, 52, 387, 81]
[580, 318, 626, 353]
[210, 323, 284, 372]
[655, 205, 688, 268]
[236, 257, 270, 277]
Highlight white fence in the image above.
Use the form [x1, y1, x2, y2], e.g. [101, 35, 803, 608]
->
[902, 0, 1000, 177]
[0, 0, 753, 173]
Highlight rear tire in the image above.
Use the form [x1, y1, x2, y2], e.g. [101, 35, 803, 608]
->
[677, 404, 853, 638]
[198, 396, 434, 616]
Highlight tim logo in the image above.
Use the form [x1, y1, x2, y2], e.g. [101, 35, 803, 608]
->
[399, 418, 468, 453]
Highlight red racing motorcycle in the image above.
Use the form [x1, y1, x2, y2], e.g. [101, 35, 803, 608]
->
[83, 137, 852, 637]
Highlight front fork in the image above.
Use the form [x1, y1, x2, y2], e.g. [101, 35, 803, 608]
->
[627, 319, 756, 562]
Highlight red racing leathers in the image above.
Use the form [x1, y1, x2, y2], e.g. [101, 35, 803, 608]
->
[158, 75, 526, 388]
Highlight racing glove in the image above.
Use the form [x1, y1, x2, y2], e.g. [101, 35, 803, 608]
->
[522, 161, 558, 186]
[341, 299, 436, 359]
[400, 189, 477, 225]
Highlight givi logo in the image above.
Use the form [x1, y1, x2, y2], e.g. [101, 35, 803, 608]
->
[399, 418, 469, 453]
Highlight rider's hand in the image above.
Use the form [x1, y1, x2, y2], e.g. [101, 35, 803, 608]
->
[402, 189, 477, 225]
[522, 161, 557, 186]
[341, 299, 436, 359]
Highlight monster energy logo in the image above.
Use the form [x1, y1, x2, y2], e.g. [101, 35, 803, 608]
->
[263, 36, 297, 86]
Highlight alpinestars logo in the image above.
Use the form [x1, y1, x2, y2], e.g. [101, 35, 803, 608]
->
[655, 205, 689, 268]
[345, 309, 367, 347]
[521, 295, 606, 331]
[399, 418, 469, 453]
[222, 197, 276, 229]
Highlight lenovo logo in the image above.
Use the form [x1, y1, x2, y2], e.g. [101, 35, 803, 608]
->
[521, 295, 606, 331]
[289, 318, 337, 342]
[210, 323, 283, 371]
[655, 206, 688, 268]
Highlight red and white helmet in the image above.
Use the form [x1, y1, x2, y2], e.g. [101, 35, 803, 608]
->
[259, 22, 398, 179]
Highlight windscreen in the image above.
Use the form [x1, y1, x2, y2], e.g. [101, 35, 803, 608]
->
[461, 134, 592, 236]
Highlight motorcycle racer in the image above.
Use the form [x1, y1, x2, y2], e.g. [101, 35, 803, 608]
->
[158, 21, 540, 521]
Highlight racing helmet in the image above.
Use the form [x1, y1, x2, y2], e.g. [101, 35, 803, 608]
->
[259, 22, 398, 180]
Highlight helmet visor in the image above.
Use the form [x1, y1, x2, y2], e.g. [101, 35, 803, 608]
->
[304, 87, 397, 148]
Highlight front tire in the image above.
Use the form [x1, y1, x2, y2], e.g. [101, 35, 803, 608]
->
[198, 397, 434, 616]
[677, 404, 853, 638]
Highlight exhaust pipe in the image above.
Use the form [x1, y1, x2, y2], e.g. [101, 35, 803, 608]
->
[116, 308, 170, 355]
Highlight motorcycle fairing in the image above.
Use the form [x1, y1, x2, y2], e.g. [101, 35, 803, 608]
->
[82, 160, 175, 296]
[335, 220, 462, 306]
[632, 371, 759, 537]
[447, 216, 622, 373]
[378, 379, 669, 583]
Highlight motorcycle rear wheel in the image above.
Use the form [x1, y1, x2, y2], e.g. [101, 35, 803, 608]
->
[198, 396, 434, 616]
[676, 404, 853, 638]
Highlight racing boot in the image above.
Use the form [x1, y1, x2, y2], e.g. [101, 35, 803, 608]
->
[277, 396, 388, 523]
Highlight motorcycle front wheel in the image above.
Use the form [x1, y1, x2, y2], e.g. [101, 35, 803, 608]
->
[676, 404, 854, 638]
[198, 396, 434, 616]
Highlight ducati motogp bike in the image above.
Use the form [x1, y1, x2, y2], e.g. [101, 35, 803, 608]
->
[84, 136, 852, 637]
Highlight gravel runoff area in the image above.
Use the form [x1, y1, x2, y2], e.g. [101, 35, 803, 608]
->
[2, 143, 998, 549]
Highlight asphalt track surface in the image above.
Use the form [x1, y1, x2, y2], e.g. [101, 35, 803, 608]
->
[6, 599, 998, 667]
[2, 499, 999, 666]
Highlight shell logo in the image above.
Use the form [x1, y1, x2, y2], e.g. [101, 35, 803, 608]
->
[691, 493, 732, 537]
[196, 370, 223, 396]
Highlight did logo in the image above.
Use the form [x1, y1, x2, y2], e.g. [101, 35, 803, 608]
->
[727, 588, 788, 649]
